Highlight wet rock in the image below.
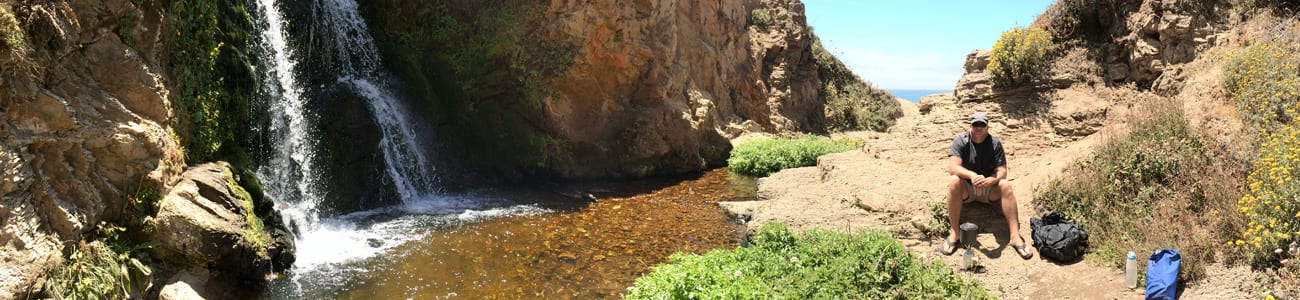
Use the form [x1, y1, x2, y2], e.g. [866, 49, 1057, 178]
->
[151, 162, 294, 282]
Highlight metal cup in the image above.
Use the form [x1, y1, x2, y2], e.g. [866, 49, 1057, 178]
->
[959, 222, 979, 246]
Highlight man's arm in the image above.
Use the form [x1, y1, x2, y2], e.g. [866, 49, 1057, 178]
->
[990, 166, 1008, 186]
[948, 156, 978, 180]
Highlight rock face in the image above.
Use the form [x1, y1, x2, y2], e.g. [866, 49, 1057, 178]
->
[950, 0, 1230, 140]
[527, 0, 839, 178]
[150, 162, 294, 284]
[0, 0, 184, 298]
[370, 0, 887, 180]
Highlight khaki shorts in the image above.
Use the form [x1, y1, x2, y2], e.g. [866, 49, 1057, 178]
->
[964, 180, 994, 203]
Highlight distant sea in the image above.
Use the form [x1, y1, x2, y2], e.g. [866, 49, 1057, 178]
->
[886, 89, 951, 103]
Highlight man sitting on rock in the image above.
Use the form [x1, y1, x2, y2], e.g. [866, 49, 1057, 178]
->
[939, 112, 1033, 259]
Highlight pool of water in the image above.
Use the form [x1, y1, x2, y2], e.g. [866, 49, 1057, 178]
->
[263, 168, 755, 299]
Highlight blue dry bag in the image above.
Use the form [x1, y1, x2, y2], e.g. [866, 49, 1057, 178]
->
[1144, 248, 1180, 300]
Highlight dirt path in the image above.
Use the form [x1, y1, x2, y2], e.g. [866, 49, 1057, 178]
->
[721, 94, 1254, 299]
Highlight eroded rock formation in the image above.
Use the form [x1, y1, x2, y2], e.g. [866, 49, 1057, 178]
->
[1, 1, 182, 297]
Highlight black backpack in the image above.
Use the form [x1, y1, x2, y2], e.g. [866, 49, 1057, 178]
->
[1030, 211, 1089, 262]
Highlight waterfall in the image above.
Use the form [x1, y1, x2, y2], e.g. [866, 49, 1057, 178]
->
[251, 0, 321, 232]
[248, 0, 440, 271]
[310, 0, 440, 200]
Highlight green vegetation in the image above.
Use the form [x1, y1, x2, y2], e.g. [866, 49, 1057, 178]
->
[1, 0, 24, 54]
[1223, 35, 1300, 282]
[624, 222, 992, 299]
[365, 0, 571, 177]
[727, 136, 858, 177]
[926, 201, 951, 239]
[812, 36, 899, 132]
[224, 165, 270, 257]
[1223, 41, 1300, 135]
[41, 223, 155, 299]
[40, 182, 164, 299]
[987, 27, 1056, 87]
[750, 8, 774, 28]
[1035, 101, 1246, 281]
[166, 0, 257, 167]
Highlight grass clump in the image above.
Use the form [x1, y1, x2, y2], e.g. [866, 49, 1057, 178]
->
[1035, 101, 1246, 281]
[42, 223, 155, 300]
[624, 222, 992, 299]
[812, 36, 900, 132]
[727, 135, 858, 177]
[987, 27, 1056, 87]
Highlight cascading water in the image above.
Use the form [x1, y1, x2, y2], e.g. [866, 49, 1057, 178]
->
[247, 0, 438, 271]
[249, 0, 545, 279]
[310, 0, 439, 200]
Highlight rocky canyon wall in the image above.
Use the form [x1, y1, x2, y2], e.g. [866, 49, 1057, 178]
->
[369, 0, 894, 180]
[0, 0, 182, 297]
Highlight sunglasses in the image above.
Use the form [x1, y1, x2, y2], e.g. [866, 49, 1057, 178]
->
[971, 123, 987, 128]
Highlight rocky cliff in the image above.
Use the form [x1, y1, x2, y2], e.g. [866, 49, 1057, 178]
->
[366, 0, 897, 180]
[1, 1, 182, 296]
[1, 1, 289, 298]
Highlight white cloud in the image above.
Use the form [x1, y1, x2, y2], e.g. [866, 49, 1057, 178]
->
[825, 47, 967, 90]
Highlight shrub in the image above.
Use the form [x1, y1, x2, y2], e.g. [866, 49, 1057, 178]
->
[1034, 0, 1099, 41]
[986, 27, 1056, 87]
[42, 223, 154, 300]
[1223, 41, 1300, 135]
[750, 8, 773, 28]
[1, 1, 24, 54]
[1235, 121, 1300, 267]
[624, 222, 992, 299]
[727, 136, 858, 177]
[1035, 101, 1246, 281]
[812, 37, 900, 132]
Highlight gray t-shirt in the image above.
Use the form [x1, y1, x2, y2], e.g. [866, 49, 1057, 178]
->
[947, 132, 1006, 177]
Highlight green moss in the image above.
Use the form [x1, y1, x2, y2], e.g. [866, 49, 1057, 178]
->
[365, 0, 574, 179]
[222, 165, 269, 258]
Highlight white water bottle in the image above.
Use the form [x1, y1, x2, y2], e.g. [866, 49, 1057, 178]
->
[1125, 251, 1138, 288]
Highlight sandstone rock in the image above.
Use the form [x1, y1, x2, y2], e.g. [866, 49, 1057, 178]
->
[0, 1, 182, 297]
[159, 281, 203, 300]
[1048, 90, 1108, 138]
[963, 49, 991, 73]
[953, 49, 998, 102]
[151, 162, 293, 282]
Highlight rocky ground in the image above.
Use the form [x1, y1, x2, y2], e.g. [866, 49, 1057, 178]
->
[721, 87, 1259, 298]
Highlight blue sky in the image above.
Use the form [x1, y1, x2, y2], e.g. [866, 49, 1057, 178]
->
[803, 0, 1056, 90]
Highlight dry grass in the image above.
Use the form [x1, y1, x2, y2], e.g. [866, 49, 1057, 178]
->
[1036, 98, 1249, 282]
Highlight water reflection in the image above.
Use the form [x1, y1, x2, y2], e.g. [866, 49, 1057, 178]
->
[264, 168, 754, 299]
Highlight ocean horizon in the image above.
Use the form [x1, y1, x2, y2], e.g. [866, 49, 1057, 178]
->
[886, 89, 951, 103]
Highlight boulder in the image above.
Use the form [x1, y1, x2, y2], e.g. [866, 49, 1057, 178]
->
[150, 162, 294, 281]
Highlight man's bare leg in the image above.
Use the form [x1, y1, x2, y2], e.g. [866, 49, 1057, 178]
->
[946, 175, 967, 243]
[993, 181, 1024, 247]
